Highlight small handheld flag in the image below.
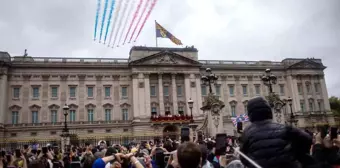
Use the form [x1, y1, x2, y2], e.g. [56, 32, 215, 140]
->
[155, 21, 183, 46]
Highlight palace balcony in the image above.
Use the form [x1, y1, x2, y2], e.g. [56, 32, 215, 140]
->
[150, 115, 193, 124]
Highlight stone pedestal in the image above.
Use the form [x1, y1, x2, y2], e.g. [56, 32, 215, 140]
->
[60, 134, 70, 152]
[200, 93, 225, 137]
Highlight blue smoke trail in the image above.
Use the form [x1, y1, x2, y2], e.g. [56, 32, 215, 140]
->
[94, 0, 102, 41]
[104, 0, 115, 44]
[99, 0, 109, 43]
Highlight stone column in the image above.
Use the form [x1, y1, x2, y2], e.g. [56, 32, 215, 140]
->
[319, 75, 331, 111]
[132, 73, 140, 118]
[95, 75, 103, 120]
[195, 74, 203, 115]
[0, 68, 8, 126]
[144, 73, 151, 117]
[41, 75, 50, 122]
[184, 74, 191, 115]
[287, 75, 299, 112]
[59, 75, 68, 121]
[221, 76, 229, 116]
[158, 73, 165, 115]
[113, 75, 120, 120]
[311, 75, 319, 110]
[22, 74, 31, 123]
[302, 77, 309, 112]
[171, 74, 178, 115]
[78, 74, 86, 121]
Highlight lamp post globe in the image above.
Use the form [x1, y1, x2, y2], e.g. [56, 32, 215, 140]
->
[63, 104, 69, 116]
[187, 98, 194, 123]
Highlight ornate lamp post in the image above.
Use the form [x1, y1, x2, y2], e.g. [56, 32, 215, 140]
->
[201, 68, 218, 94]
[287, 97, 298, 126]
[261, 69, 285, 123]
[261, 68, 277, 95]
[62, 104, 70, 152]
[187, 98, 194, 123]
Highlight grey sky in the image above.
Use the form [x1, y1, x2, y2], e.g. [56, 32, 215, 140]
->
[0, 0, 339, 97]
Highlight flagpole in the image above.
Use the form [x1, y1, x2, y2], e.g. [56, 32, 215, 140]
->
[155, 20, 158, 47]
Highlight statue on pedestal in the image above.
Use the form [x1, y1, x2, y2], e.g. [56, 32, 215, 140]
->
[200, 93, 225, 137]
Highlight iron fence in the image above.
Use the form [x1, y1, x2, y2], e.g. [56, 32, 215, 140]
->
[0, 133, 179, 150]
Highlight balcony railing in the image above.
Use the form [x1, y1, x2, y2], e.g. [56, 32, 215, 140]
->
[150, 115, 193, 123]
[4, 120, 132, 127]
[294, 111, 333, 116]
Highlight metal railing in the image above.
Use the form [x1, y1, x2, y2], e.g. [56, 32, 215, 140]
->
[0, 134, 166, 150]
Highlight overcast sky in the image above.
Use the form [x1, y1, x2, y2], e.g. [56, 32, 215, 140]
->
[0, 0, 339, 97]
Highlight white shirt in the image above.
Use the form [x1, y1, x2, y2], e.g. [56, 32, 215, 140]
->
[47, 159, 53, 168]
[105, 162, 112, 168]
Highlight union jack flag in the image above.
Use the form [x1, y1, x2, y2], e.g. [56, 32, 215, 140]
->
[231, 114, 249, 126]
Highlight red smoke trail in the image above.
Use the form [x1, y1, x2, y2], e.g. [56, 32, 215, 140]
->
[122, 0, 143, 45]
[134, 0, 158, 42]
[128, 0, 150, 43]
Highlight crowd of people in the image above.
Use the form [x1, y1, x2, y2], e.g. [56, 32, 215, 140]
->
[1, 96, 340, 168]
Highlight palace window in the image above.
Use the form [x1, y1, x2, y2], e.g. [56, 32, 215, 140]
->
[231, 105, 236, 117]
[69, 110, 76, 122]
[300, 101, 305, 112]
[255, 85, 260, 95]
[150, 86, 156, 96]
[51, 110, 57, 123]
[306, 84, 311, 94]
[122, 109, 128, 120]
[229, 85, 234, 96]
[242, 85, 248, 96]
[178, 107, 184, 115]
[32, 111, 39, 123]
[122, 87, 128, 98]
[32, 87, 40, 98]
[51, 87, 58, 98]
[104, 86, 111, 97]
[314, 83, 320, 93]
[280, 85, 285, 96]
[177, 86, 183, 97]
[13, 88, 20, 98]
[151, 107, 157, 115]
[297, 84, 302, 95]
[201, 86, 207, 96]
[105, 109, 111, 121]
[215, 85, 221, 96]
[163, 86, 169, 96]
[87, 86, 94, 97]
[88, 109, 94, 122]
[12, 111, 19, 124]
[309, 100, 314, 112]
[69, 86, 76, 98]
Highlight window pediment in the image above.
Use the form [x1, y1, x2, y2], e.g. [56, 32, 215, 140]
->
[243, 100, 248, 105]
[229, 100, 237, 106]
[69, 104, 78, 109]
[178, 101, 186, 106]
[129, 51, 201, 66]
[9, 105, 22, 111]
[29, 104, 41, 111]
[85, 103, 96, 109]
[102, 103, 113, 108]
[151, 102, 159, 107]
[120, 103, 131, 108]
[48, 104, 60, 109]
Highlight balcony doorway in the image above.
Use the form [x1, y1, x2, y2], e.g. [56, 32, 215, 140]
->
[163, 125, 179, 140]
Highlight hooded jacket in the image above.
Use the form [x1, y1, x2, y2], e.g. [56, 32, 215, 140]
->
[240, 96, 313, 168]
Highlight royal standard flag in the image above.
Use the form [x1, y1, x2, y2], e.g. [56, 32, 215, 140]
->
[155, 21, 183, 45]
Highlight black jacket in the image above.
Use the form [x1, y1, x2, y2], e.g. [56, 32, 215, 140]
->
[240, 120, 312, 168]
[312, 144, 340, 167]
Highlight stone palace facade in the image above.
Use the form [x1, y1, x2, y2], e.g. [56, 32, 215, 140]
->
[0, 46, 334, 141]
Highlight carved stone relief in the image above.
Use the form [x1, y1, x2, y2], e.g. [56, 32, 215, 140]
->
[139, 82, 144, 88]
[154, 55, 177, 64]
[190, 81, 196, 88]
